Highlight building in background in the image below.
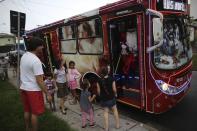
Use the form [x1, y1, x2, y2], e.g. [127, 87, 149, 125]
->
[0, 33, 16, 57]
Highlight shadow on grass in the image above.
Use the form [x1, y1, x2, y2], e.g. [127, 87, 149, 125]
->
[0, 81, 76, 131]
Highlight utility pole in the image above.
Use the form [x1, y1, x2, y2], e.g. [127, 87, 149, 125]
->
[10, 10, 26, 89]
[17, 12, 20, 88]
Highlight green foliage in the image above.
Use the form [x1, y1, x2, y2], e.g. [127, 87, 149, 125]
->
[0, 81, 75, 131]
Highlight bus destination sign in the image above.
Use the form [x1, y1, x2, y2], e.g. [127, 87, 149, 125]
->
[157, 0, 186, 12]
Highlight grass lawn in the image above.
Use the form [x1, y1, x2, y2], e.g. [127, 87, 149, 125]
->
[0, 81, 76, 131]
[193, 53, 197, 70]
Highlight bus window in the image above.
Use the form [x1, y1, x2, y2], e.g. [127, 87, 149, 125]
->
[59, 25, 77, 54]
[78, 18, 103, 54]
[153, 16, 192, 69]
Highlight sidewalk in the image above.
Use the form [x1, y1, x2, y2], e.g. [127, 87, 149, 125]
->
[50, 99, 157, 131]
[8, 68, 157, 131]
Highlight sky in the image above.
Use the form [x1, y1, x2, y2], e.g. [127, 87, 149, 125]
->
[0, 0, 119, 33]
[0, 0, 197, 34]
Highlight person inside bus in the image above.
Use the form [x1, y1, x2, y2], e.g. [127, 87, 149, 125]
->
[119, 26, 138, 89]
[160, 23, 178, 66]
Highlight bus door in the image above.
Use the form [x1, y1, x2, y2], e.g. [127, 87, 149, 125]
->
[107, 14, 143, 108]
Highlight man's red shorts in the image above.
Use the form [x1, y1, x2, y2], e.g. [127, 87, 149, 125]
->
[20, 90, 45, 115]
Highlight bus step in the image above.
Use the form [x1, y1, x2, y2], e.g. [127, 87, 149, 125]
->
[117, 97, 141, 109]
[122, 87, 140, 93]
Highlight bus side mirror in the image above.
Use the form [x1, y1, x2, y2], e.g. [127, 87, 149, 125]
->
[146, 9, 164, 53]
[147, 18, 164, 53]
[146, 9, 163, 20]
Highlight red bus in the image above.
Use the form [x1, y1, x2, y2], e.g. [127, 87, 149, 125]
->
[26, 0, 192, 113]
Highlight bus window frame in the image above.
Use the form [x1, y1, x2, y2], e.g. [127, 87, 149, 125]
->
[151, 15, 192, 71]
[59, 24, 77, 54]
[77, 16, 104, 55]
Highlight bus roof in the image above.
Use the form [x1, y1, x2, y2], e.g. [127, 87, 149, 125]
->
[0, 33, 15, 38]
[26, 0, 190, 35]
[26, 0, 146, 35]
[100, 0, 143, 14]
[25, 19, 65, 34]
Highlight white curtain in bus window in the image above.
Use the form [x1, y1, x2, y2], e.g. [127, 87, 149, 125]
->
[126, 29, 137, 53]
[60, 25, 76, 53]
[61, 40, 76, 53]
[78, 18, 103, 54]
[117, 19, 138, 56]
[62, 25, 75, 39]
[153, 18, 163, 42]
[79, 38, 103, 54]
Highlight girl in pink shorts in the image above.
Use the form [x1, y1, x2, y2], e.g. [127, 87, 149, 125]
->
[67, 61, 81, 104]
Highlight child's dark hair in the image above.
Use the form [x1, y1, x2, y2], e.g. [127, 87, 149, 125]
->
[25, 37, 44, 51]
[56, 59, 63, 69]
[69, 61, 75, 66]
[81, 79, 90, 90]
[45, 72, 52, 77]
[100, 67, 108, 78]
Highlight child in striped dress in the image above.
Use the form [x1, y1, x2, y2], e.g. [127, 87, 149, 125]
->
[44, 73, 56, 111]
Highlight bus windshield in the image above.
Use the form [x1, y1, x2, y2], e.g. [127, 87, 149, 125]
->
[153, 16, 192, 70]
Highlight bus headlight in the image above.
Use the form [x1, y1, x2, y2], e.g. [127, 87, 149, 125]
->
[155, 77, 191, 95]
[156, 80, 177, 95]
[161, 83, 168, 91]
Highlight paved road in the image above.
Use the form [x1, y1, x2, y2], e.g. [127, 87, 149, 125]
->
[117, 71, 197, 131]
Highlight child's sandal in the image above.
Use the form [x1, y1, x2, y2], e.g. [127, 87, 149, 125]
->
[61, 109, 67, 115]
[81, 125, 87, 128]
[59, 106, 68, 110]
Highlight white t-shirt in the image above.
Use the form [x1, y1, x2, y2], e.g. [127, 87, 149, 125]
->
[54, 67, 66, 83]
[20, 52, 44, 91]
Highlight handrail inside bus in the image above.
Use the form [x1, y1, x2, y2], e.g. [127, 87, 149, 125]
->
[146, 39, 163, 53]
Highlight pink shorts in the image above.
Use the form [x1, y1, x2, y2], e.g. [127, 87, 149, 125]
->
[20, 90, 45, 115]
[68, 80, 78, 90]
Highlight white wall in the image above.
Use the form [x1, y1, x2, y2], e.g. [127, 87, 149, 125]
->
[191, 0, 197, 19]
